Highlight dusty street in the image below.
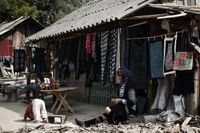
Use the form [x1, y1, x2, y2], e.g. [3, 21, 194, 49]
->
[0, 93, 200, 133]
[0, 94, 105, 132]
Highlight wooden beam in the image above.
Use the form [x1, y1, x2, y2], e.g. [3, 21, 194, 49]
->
[122, 13, 169, 20]
[157, 11, 187, 19]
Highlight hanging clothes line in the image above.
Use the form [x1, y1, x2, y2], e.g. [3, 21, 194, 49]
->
[126, 30, 185, 41]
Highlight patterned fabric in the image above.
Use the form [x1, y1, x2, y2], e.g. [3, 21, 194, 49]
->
[108, 29, 117, 82]
[163, 38, 175, 75]
[173, 52, 193, 70]
[100, 30, 117, 84]
[119, 80, 127, 97]
[164, 41, 173, 70]
[100, 31, 109, 83]
[85, 33, 92, 54]
[91, 33, 97, 60]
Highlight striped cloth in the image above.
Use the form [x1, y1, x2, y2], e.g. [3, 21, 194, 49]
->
[100, 31, 109, 83]
[100, 29, 118, 84]
[108, 29, 117, 82]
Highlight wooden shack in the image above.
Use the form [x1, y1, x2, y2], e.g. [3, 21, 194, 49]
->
[25, 0, 200, 114]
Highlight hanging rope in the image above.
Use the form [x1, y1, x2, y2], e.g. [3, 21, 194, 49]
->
[126, 30, 185, 41]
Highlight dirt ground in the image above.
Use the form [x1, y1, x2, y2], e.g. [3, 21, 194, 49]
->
[0, 94, 104, 132]
[0, 94, 200, 133]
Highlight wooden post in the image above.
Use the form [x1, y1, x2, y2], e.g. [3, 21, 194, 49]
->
[188, 57, 200, 114]
[25, 46, 31, 101]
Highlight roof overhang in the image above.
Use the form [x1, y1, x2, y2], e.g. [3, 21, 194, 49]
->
[149, 3, 200, 15]
[25, 0, 157, 44]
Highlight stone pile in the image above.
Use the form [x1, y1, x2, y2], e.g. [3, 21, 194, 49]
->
[16, 115, 200, 133]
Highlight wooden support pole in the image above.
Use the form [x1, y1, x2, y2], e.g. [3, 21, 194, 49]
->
[188, 57, 200, 114]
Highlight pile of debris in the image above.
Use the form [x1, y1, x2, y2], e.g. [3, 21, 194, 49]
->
[16, 115, 200, 133]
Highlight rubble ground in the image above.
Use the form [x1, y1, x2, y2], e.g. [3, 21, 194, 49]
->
[0, 94, 200, 133]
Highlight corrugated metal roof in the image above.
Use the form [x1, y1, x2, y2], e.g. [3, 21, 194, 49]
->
[25, 0, 155, 43]
[0, 16, 31, 36]
[149, 3, 200, 15]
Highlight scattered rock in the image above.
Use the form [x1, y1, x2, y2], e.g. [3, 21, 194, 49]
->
[16, 115, 200, 133]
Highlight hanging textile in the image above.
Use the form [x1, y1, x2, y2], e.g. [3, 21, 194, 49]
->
[120, 27, 129, 68]
[149, 40, 164, 78]
[85, 33, 92, 54]
[151, 75, 175, 111]
[100, 29, 117, 84]
[100, 31, 109, 83]
[173, 52, 193, 70]
[79, 35, 87, 74]
[85, 33, 100, 87]
[176, 31, 193, 52]
[91, 33, 97, 60]
[108, 29, 117, 83]
[33, 48, 47, 74]
[173, 70, 194, 95]
[129, 40, 148, 90]
[13, 49, 26, 72]
[75, 38, 81, 79]
[151, 79, 165, 110]
[173, 31, 194, 70]
[163, 37, 176, 75]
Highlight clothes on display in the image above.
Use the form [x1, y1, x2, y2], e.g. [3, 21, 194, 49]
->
[100, 30, 117, 84]
[176, 32, 193, 52]
[173, 95, 185, 116]
[120, 27, 129, 68]
[151, 75, 175, 111]
[149, 40, 164, 78]
[13, 49, 26, 72]
[173, 70, 194, 95]
[173, 52, 193, 70]
[107, 29, 117, 83]
[163, 37, 176, 75]
[127, 24, 149, 90]
[129, 40, 148, 90]
[91, 33, 97, 60]
[173, 31, 194, 71]
[85, 33, 100, 87]
[85, 33, 92, 54]
[33, 48, 47, 73]
[75, 35, 87, 79]
[42, 26, 197, 116]
[100, 31, 109, 84]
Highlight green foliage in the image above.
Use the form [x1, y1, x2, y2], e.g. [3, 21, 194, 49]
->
[0, 0, 38, 22]
[0, 0, 91, 26]
[29, 0, 70, 26]
[0, 0, 9, 22]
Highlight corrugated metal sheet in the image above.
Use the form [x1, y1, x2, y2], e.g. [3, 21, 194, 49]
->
[25, 0, 156, 43]
[149, 3, 200, 14]
[0, 16, 30, 36]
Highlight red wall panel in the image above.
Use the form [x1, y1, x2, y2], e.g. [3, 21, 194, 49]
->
[0, 40, 12, 56]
